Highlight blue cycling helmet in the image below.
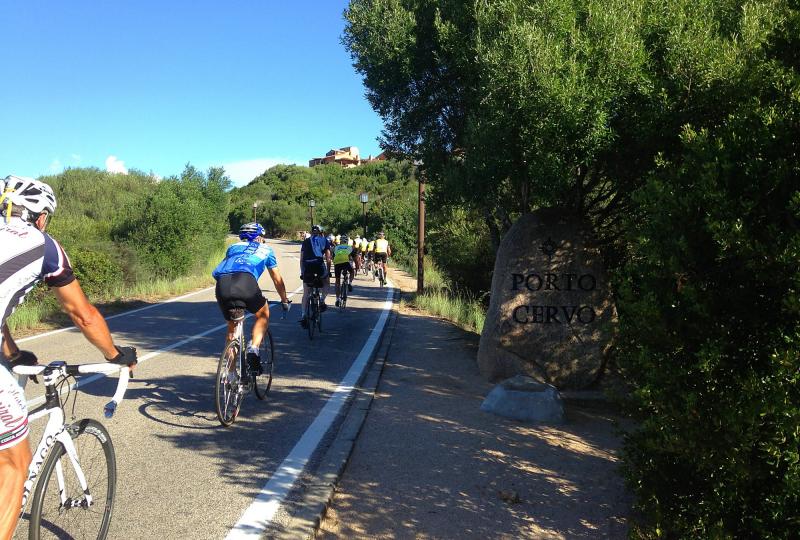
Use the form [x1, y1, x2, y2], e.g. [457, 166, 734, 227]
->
[239, 222, 265, 241]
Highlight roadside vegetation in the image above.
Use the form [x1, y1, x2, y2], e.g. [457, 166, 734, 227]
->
[397, 257, 486, 335]
[8, 166, 231, 333]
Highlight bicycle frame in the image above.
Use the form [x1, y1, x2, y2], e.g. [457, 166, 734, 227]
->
[14, 362, 130, 515]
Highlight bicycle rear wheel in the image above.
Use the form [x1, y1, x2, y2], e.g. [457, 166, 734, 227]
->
[215, 340, 244, 426]
[316, 294, 323, 332]
[29, 418, 116, 540]
[307, 295, 317, 340]
[253, 331, 274, 401]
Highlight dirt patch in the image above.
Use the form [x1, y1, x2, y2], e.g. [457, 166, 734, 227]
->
[318, 268, 633, 539]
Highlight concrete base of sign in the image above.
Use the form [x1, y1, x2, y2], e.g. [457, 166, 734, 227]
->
[480, 375, 565, 424]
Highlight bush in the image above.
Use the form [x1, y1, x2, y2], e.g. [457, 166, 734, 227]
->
[618, 91, 800, 539]
[70, 248, 124, 299]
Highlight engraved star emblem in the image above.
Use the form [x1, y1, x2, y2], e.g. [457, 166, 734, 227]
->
[540, 237, 557, 261]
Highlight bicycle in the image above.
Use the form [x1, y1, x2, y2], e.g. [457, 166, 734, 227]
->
[215, 307, 279, 426]
[337, 265, 354, 310]
[376, 261, 386, 287]
[11, 360, 132, 540]
[306, 280, 324, 340]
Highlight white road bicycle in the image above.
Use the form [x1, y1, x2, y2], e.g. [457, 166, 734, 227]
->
[12, 361, 131, 540]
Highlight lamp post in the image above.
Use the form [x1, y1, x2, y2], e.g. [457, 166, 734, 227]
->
[252, 202, 258, 222]
[308, 199, 315, 230]
[359, 192, 368, 237]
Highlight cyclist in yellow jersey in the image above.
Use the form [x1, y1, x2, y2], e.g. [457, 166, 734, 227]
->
[335, 234, 341, 245]
[373, 231, 391, 280]
[332, 235, 355, 306]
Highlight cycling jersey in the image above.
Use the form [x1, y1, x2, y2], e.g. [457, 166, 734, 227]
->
[374, 238, 389, 253]
[361, 238, 368, 251]
[1, 218, 76, 451]
[367, 241, 374, 252]
[212, 240, 278, 282]
[333, 244, 354, 265]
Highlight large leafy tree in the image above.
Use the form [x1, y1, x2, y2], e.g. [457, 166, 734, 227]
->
[345, 0, 800, 536]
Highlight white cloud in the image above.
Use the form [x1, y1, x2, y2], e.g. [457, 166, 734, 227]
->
[221, 158, 299, 187]
[48, 159, 63, 173]
[105, 155, 128, 174]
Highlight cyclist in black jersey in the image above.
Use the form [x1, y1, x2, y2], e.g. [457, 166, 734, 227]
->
[0, 175, 137, 539]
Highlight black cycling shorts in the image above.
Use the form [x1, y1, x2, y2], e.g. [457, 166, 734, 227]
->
[335, 262, 354, 280]
[374, 253, 388, 264]
[302, 261, 327, 287]
[215, 273, 267, 320]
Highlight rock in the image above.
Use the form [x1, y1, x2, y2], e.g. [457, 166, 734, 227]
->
[480, 375, 565, 424]
[477, 209, 616, 389]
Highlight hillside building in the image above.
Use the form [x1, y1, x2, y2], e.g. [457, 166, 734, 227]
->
[308, 146, 386, 168]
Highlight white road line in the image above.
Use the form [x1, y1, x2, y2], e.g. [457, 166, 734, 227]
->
[24, 285, 305, 408]
[225, 281, 395, 540]
[18, 286, 216, 343]
[18, 243, 300, 344]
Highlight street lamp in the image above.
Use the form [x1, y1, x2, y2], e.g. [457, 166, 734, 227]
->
[308, 199, 315, 229]
[252, 202, 258, 222]
[359, 192, 368, 237]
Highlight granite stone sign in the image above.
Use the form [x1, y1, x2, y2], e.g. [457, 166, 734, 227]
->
[477, 209, 616, 390]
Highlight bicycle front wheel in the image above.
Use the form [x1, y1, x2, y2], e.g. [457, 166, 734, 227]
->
[253, 331, 274, 401]
[216, 340, 244, 426]
[29, 418, 116, 540]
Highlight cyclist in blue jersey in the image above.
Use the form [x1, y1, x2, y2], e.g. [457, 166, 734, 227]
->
[298, 224, 331, 328]
[212, 223, 290, 380]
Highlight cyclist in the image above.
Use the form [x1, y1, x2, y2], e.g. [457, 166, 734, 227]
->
[352, 234, 363, 274]
[0, 175, 137, 539]
[365, 237, 375, 274]
[332, 235, 356, 307]
[212, 223, 290, 381]
[299, 224, 331, 328]
[360, 236, 369, 269]
[374, 231, 392, 280]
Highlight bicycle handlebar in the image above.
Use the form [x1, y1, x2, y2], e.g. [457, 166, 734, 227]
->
[13, 362, 132, 419]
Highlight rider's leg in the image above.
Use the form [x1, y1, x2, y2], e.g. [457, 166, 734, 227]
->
[300, 283, 310, 318]
[226, 321, 237, 344]
[0, 441, 31, 540]
[249, 302, 270, 350]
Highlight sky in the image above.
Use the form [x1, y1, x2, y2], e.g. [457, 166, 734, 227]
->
[0, 1, 385, 187]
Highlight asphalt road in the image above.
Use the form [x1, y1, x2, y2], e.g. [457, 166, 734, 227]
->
[14, 239, 394, 539]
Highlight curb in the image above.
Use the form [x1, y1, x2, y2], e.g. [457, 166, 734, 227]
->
[274, 286, 402, 540]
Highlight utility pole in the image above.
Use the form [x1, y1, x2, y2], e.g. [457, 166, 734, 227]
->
[417, 167, 425, 294]
[308, 199, 315, 229]
[252, 202, 258, 222]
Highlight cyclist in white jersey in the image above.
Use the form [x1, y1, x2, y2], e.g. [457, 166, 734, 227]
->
[0, 175, 137, 539]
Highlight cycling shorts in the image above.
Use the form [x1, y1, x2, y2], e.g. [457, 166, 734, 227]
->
[215, 272, 267, 320]
[0, 365, 29, 451]
[374, 253, 388, 264]
[302, 262, 328, 287]
[335, 262, 354, 280]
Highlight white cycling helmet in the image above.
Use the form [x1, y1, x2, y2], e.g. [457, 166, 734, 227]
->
[1, 175, 57, 215]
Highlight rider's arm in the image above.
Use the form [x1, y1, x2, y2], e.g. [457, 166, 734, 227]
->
[1, 324, 18, 359]
[52, 280, 118, 359]
[267, 267, 289, 303]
